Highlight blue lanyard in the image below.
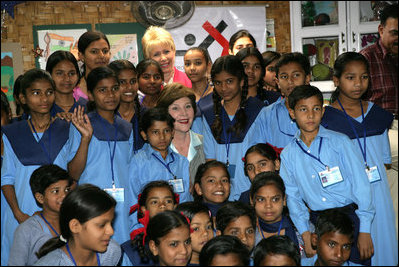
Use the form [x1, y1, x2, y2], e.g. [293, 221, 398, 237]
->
[259, 218, 283, 239]
[337, 99, 368, 168]
[29, 119, 52, 164]
[66, 242, 100, 266]
[296, 137, 328, 169]
[40, 212, 59, 236]
[276, 108, 294, 137]
[221, 107, 232, 166]
[196, 83, 209, 106]
[98, 114, 118, 187]
[152, 152, 176, 179]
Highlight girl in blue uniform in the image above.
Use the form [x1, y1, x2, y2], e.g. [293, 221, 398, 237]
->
[108, 59, 145, 153]
[1, 69, 70, 265]
[66, 66, 134, 246]
[121, 180, 179, 266]
[201, 55, 269, 200]
[128, 107, 191, 229]
[46, 50, 87, 118]
[322, 52, 397, 266]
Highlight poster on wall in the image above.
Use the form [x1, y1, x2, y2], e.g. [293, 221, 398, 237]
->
[106, 34, 139, 65]
[168, 6, 267, 71]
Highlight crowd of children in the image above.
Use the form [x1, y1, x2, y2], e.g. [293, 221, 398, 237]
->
[1, 5, 398, 265]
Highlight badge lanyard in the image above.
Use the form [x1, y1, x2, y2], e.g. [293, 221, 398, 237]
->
[196, 83, 209, 107]
[337, 99, 369, 169]
[152, 152, 176, 179]
[296, 137, 328, 170]
[99, 114, 118, 188]
[40, 212, 59, 236]
[66, 242, 100, 266]
[221, 106, 232, 166]
[276, 108, 294, 137]
[258, 218, 283, 239]
[30, 119, 52, 164]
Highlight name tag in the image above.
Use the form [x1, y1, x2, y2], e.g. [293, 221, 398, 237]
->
[104, 187, 124, 202]
[169, 178, 184, 193]
[366, 166, 381, 183]
[318, 166, 344, 188]
[227, 164, 236, 179]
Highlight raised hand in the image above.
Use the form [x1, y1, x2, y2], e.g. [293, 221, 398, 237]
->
[71, 105, 93, 140]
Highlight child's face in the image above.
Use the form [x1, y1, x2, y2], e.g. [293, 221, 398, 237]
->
[245, 151, 280, 181]
[190, 212, 214, 254]
[51, 60, 79, 94]
[210, 252, 244, 266]
[213, 71, 243, 104]
[138, 65, 163, 95]
[264, 60, 278, 87]
[229, 36, 254, 55]
[141, 120, 174, 154]
[141, 187, 176, 219]
[168, 97, 195, 134]
[184, 50, 210, 83]
[332, 61, 369, 101]
[89, 77, 120, 112]
[288, 95, 324, 137]
[276, 62, 310, 98]
[118, 69, 138, 104]
[220, 215, 255, 251]
[149, 43, 176, 77]
[260, 253, 297, 266]
[195, 166, 230, 204]
[252, 184, 285, 224]
[150, 225, 192, 266]
[20, 79, 55, 115]
[74, 207, 115, 253]
[242, 55, 263, 88]
[35, 179, 71, 213]
[312, 231, 352, 266]
[79, 39, 110, 73]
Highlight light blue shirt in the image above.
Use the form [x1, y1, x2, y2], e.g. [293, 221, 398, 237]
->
[280, 125, 375, 235]
[301, 254, 364, 266]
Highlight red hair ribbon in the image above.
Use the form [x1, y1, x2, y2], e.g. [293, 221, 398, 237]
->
[266, 143, 283, 158]
[174, 193, 180, 205]
[129, 193, 142, 215]
[130, 210, 150, 246]
[180, 211, 194, 233]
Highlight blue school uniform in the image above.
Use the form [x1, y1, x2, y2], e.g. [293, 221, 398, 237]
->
[116, 110, 145, 153]
[50, 97, 87, 117]
[256, 90, 281, 106]
[279, 125, 375, 264]
[120, 239, 154, 266]
[67, 111, 134, 246]
[191, 92, 214, 135]
[258, 97, 298, 149]
[1, 118, 70, 266]
[128, 143, 192, 231]
[201, 94, 268, 200]
[322, 102, 397, 266]
[301, 255, 364, 266]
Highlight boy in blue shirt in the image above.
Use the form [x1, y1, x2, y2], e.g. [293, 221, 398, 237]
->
[280, 85, 374, 265]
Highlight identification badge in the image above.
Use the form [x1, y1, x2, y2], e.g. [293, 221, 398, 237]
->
[104, 187, 124, 202]
[366, 166, 381, 183]
[318, 166, 344, 188]
[227, 164, 236, 179]
[169, 178, 184, 193]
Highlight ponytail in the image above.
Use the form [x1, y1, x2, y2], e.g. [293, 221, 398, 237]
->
[36, 235, 67, 259]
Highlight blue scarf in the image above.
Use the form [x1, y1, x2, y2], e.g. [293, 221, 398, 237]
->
[203, 201, 229, 218]
[258, 215, 299, 245]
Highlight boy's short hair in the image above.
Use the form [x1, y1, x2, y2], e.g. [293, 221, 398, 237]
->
[215, 201, 256, 233]
[253, 235, 301, 266]
[199, 235, 250, 266]
[315, 208, 354, 241]
[29, 164, 73, 206]
[288, 85, 323, 110]
[140, 107, 175, 133]
[275, 52, 311, 77]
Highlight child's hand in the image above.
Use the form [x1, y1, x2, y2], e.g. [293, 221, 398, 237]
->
[55, 112, 73, 122]
[71, 106, 93, 140]
[15, 211, 30, 224]
[357, 232, 374, 260]
[302, 231, 317, 258]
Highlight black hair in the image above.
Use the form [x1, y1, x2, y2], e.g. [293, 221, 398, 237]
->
[86, 66, 119, 112]
[1, 90, 11, 121]
[36, 184, 116, 258]
[262, 51, 282, 67]
[288, 84, 323, 110]
[193, 160, 230, 203]
[185, 46, 212, 65]
[243, 143, 280, 176]
[136, 58, 164, 82]
[139, 107, 175, 134]
[236, 47, 271, 101]
[229, 29, 257, 52]
[253, 235, 301, 266]
[175, 201, 210, 222]
[199, 235, 250, 266]
[46, 50, 81, 88]
[13, 74, 25, 116]
[315, 208, 354, 241]
[380, 3, 398, 26]
[29, 164, 73, 207]
[215, 201, 256, 233]
[78, 31, 110, 78]
[330, 52, 370, 104]
[275, 52, 311, 77]
[210, 55, 249, 141]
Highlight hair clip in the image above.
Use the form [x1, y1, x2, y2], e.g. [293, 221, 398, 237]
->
[59, 235, 67, 243]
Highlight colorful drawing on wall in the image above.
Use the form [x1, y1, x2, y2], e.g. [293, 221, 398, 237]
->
[1, 52, 15, 102]
[106, 34, 139, 65]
